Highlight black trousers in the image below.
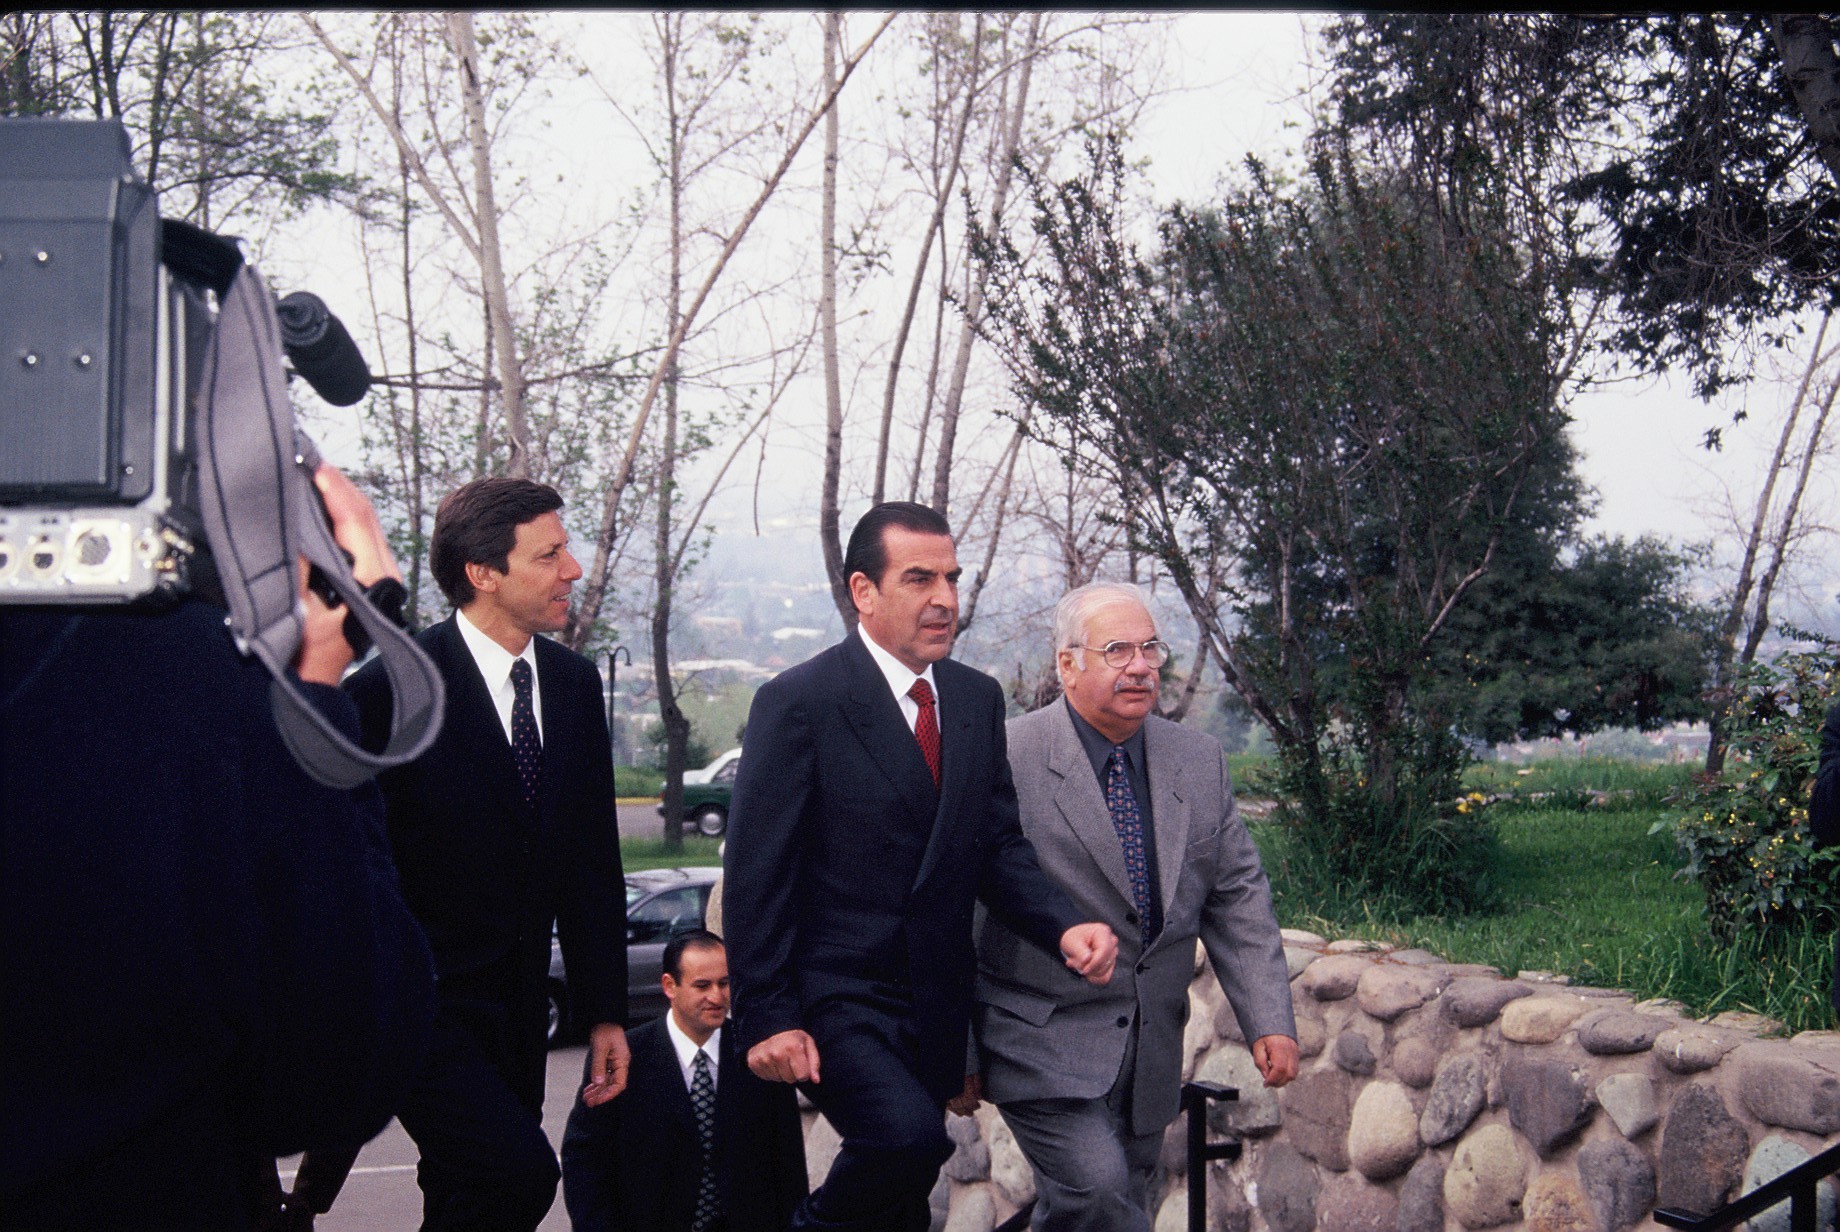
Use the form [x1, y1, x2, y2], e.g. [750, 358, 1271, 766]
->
[398, 992, 558, 1232]
[792, 1002, 953, 1232]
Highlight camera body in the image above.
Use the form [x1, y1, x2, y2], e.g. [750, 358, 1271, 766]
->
[0, 119, 213, 604]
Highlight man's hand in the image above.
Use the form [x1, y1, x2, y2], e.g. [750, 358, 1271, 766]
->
[748, 1028, 822, 1085]
[1251, 1034, 1299, 1088]
[581, 1023, 631, 1106]
[946, 1073, 983, 1117]
[1059, 922, 1118, 986]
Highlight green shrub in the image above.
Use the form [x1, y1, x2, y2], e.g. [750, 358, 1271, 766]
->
[1271, 724, 1499, 919]
[1670, 647, 1840, 942]
[614, 767, 664, 798]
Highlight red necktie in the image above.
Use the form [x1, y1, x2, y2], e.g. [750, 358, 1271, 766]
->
[908, 678, 941, 787]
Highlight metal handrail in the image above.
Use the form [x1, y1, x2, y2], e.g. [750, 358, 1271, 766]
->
[1184, 1080, 1243, 1232]
[989, 1079, 1243, 1232]
[1654, 1137, 1840, 1231]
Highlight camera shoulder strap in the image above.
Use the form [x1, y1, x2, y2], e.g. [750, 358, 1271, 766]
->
[194, 262, 444, 788]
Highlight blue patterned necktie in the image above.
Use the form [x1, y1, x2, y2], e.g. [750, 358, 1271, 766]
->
[510, 658, 541, 811]
[690, 1048, 720, 1231]
[1105, 746, 1157, 942]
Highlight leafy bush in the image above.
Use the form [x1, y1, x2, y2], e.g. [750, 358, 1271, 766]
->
[1670, 647, 1840, 942]
[1270, 724, 1499, 919]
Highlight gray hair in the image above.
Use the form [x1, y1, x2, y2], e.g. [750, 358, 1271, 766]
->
[1053, 581, 1154, 667]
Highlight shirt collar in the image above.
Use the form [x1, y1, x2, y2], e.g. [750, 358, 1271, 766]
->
[856, 625, 938, 703]
[456, 606, 537, 689]
[1064, 696, 1147, 781]
[664, 1008, 721, 1074]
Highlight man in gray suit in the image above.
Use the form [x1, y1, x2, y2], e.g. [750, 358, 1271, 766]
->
[972, 581, 1298, 1231]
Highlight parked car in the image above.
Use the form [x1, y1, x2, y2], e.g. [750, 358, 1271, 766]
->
[683, 747, 741, 786]
[656, 756, 737, 836]
[547, 865, 722, 1046]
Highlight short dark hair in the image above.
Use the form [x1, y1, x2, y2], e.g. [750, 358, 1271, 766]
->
[429, 478, 565, 608]
[841, 501, 952, 589]
[662, 928, 725, 981]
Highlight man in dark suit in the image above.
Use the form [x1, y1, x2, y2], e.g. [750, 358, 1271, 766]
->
[561, 931, 807, 1232]
[724, 501, 1119, 1232]
[348, 477, 629, 1231]
[974, 581, 1297, 1231]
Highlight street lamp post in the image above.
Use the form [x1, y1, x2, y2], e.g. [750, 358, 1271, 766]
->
[607, 646, 631, 764]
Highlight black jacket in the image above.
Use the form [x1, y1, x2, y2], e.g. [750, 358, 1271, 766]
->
[1, 602, 435, 1230]
[560, 1017, 806, 1232]
[348, 616, 627, 1093]
[722, 633, 1081, 1103]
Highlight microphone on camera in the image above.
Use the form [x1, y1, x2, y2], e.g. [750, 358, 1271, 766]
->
[276, 291, 372, 407]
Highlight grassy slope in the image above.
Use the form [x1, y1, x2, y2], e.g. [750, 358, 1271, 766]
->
[1251, 760, 1835, 1034]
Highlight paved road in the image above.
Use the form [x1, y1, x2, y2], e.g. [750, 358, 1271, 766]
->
[617, 798, 664, 841]
[281, 1043, 591, 1231]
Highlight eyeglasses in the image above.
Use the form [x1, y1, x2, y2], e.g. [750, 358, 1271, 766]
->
[1075, 639, 1170, 669]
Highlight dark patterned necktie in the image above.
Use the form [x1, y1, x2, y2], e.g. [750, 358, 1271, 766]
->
[908, 678, 941, 787]
[510, 658, 541, 810]
[690, 1048, 720, 1231]
[1105, 746, 1157, 941]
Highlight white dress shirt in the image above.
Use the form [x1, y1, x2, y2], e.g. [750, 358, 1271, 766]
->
[455, 607, 544, 743]
[664, 1010, 721, 1093]
[856, 625, 941, 734]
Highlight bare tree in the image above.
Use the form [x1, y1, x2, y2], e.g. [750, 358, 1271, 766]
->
[1705, 312, 1840, 772]
[565, 12, 896, 650]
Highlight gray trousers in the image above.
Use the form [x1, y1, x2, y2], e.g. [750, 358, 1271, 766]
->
[995, 1024, 1164, 1232]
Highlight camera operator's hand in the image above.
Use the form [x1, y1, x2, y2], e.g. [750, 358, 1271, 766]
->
[312, 463, 401, 588]
[294, 464, 403, 685]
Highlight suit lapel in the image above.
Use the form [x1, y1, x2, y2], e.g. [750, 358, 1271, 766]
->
[910, 660, 978, 891]
[838, 635, 939, 824]
[645, 1022, 699, 1138]
[533, 637, 570, 820]
[1046, 703, 1137, 913]
[435, 618, 526, 821]
[1144, 717, 1192, 921]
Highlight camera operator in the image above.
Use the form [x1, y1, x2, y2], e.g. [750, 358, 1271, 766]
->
[0, 463, 437, 1231]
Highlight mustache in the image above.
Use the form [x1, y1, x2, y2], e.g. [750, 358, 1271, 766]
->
[1113, 673, 1157, 692]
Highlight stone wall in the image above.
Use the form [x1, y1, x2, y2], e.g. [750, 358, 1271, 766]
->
[800, 931, 1840, 1231]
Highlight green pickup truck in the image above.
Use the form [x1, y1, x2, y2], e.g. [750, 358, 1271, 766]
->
[656, 755, 737, 836]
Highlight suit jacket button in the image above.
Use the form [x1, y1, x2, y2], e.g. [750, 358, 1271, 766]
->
[1124, 911, 1138, 924]
[1116, 1015, 1130, 1028]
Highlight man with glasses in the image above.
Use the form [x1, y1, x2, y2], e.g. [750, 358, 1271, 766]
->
[971, 581, 1298, 1232]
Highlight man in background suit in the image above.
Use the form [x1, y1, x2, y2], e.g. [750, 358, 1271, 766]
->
[724, 501, 1119, 1232]
[973, 581, 1298, 1232]
[561, 931, 806, 1232]
[348, 477, 629, 1231]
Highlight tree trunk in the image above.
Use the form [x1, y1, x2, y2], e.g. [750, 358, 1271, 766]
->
[871, 13, 982, 507]
[1739, 351, 1840, 665]
[929, 11, 1041, 516]
[1772, 14, 1840, 185]
[818, 13, 854, 628]
[653, 15, 689, 853]
[447, 13, 531, 478]
[1706, 311, 1832, 773]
